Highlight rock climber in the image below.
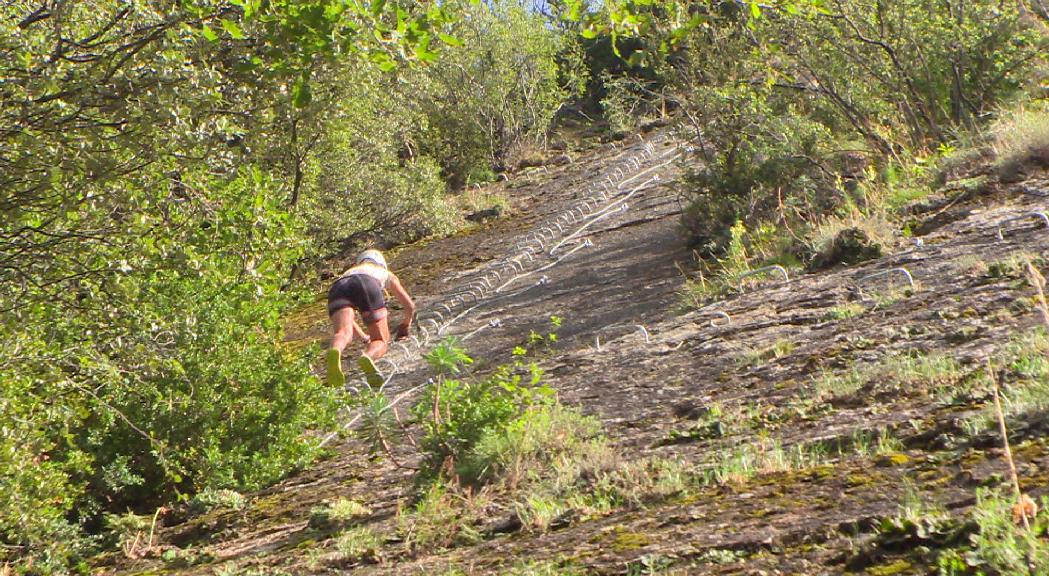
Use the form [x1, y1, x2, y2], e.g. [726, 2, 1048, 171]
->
[326, 249, 415, 387]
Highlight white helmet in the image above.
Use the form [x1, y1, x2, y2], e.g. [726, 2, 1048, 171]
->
[355, 249, 387, 269]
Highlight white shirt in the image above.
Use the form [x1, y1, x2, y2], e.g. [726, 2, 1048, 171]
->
[344, 262, 390, 289]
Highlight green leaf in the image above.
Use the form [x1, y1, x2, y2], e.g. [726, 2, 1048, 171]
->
[750, 1, 762, 19]
[220, 19, 245, 40]
[369, 51, 397, 72]
[291, 77, 312, 108]
[200, 25, 219, 42]
[438, 33, 462, 47]
[413, 34, 438, 63]
[568, 0, 583, 22]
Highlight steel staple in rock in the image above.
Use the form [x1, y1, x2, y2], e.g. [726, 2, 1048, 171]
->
[708, 311, 731, 327]
[996, 211, 1049, 241]
[549, 177, 659, 256]
[856, 267, 915, 290]
[636, 325, 651, 343]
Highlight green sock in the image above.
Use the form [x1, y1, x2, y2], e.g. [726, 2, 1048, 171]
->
[326, 349, 344, 387]
[358, 355, 384, 388]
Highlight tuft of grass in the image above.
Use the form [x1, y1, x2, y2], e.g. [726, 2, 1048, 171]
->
[985, 252, 1045, 281]
[399, 481, 486, 551]
[866, 286, 912, 309]
[188, 488, 246, 514]
[457, 186, 511, 217]
[468, 404, 604, 489]
[825, 302, 866, 321]
[309, 497, 371, 530]
[682, 220, 799, 305]
[702, 438, 829, 486]
[955, 254, 990, 277]
[214, 563, 291, 576]
[334, 526, 382, 564]
[850, 429, 904, 459]
[695, 548, 748, 565]
[812, 366, 867, 401]
[990, 106, 1049, 181]
[956, 328, 1049, 437]
[514, 454, 692, 531]
[501, 560, 588, 576]
[329, 498, 370, 520]
[966, 328, 1049, 435]
[811, 353, 966, 403]
[808, 205, 896, 259]
[736, 338, 797, 369]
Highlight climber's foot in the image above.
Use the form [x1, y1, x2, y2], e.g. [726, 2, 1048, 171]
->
[358, 354, 384, 388]
[326, 348, 344, 387]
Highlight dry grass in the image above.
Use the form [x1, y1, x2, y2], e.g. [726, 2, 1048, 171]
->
[455, 186, 510, 216]
[808, 209, 896, 262]
[990, 106, 1049, 181]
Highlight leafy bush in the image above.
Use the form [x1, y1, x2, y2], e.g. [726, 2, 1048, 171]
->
[0, 1, 587, 571]
[415, 339, 553, 483]
[678, 82, 838, 255]
[936, 489, 1049, 575]
[662, 0, 1046, 258]
[294, 61, 461, 255]
[0, 170, 342, 569]
[410, 0, 584, 185]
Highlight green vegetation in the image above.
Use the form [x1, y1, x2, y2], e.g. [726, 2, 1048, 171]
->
[638, 0, 1048, 302]
[991, 106, 1049, 181]
[933, 489, 1049, 575]
[3, 0, 1047, 573]
[1, 1, 586, 569]
[702, 438, 830, 486]
[965, 328, 1049, 435]
[399, 480, 487, 551]
[501, 560, 587, 576]
[736, 338, 797, 369]
[188, 488, 247, 514]
[826, 302, 866, 321]
[309, 498, 372, 531]
[811, 353, 968, 403]
[334, 526, 383, 564]
[414, 338, 560, 484]
[961, 489, 1049, 574]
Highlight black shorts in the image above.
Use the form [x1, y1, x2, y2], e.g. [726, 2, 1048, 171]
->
[327, 274, 386, 319]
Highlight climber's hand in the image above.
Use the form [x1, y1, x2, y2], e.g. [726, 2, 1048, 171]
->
[395, 323, 410, 340]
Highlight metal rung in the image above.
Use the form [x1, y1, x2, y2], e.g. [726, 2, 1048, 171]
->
[708, 311, 731, 327]
[636, 325, 650, 343]
[996, 211, 1049, 240]
[856, 267, 915, 290]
